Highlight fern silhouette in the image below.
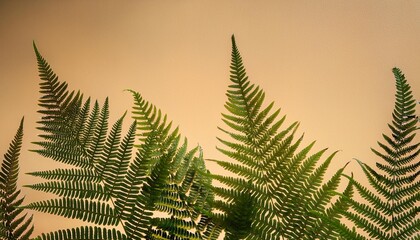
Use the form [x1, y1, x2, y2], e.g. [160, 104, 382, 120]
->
[0, 118, 34, 240]
[25, 43, 216, 240]
[209, 35, 353, 239]
[339, 68, 419, 240]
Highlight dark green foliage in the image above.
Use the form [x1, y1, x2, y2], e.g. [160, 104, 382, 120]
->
[341, 68, 419, 240]
[26, 44, 216, 240]
[0, 118, 34, 240]
[211, 35, 351, 239]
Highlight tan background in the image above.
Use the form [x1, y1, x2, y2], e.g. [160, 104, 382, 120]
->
[1, 1, 419, 237]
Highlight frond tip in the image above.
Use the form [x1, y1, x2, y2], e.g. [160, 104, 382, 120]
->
[0, 118, 34, 240]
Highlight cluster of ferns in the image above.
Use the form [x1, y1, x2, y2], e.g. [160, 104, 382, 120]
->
[1, 36, 418, 240]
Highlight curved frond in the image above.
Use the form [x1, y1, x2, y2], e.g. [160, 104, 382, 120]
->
[29, 44, 217, 240]
[25, 198, 118, 226]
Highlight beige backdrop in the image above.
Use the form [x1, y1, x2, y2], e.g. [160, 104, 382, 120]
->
[1, 1, 419, 237]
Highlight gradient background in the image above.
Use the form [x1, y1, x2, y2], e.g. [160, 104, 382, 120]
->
[1, 1, 419, 237]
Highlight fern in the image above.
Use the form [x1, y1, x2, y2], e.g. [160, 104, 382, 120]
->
[18, 37, 418, 240]
[211, 35, 351, 239]
[0, 118, 34, 240]
[341, 68, 419, 240]
[127, 90, 218, 239]
[26, 43, 216, 240]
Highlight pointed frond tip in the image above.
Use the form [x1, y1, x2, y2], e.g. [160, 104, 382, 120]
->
[33, 40, 42, 59]
[33, 40, 38, 51]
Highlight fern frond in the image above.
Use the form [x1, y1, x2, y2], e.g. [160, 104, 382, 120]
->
[343, 67, 419, 239]
[125, 90, 218, 239]
[0, 118, 34, 240]
[25, 198, 119, 226]
[127, 90, 179, 150]
[105, 120, 136, 199]
[212, 35, 349, 239]
[24, 181, 110, 201]
[34, 42, 82, 142]
[29, 44, 136, 239]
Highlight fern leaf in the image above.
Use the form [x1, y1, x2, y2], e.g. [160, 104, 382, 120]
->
[213, 35, 350, 239]
[343, 67, 419, 239]
[0, 118, 34, 240]
[105, 120, 136, 199]
[125, 90, 218, 239]
[29, 44, 133, 238]
[24, 181, 110, 201]
[29, 44, 217, 240]
[25, 198, 118, 226]
[26, 169, 101, 183]
[128, 90, 179, 150]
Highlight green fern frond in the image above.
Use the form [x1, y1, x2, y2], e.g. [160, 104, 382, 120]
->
[0, 118, 34, 240]
[123, 142, 182, 238]
[342, 68, 419, 239]
[34, 42, 82, 143]
[104, 119, 136, 199]
[127, 90, 179, 150]
[28, 44, 137, 239]
[27, 169, 101, 182]
[213, 35, 350, 239]
[24, 181, 110, 201]
[29, 44, 217, 240]
[126, 90, 218, 239]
